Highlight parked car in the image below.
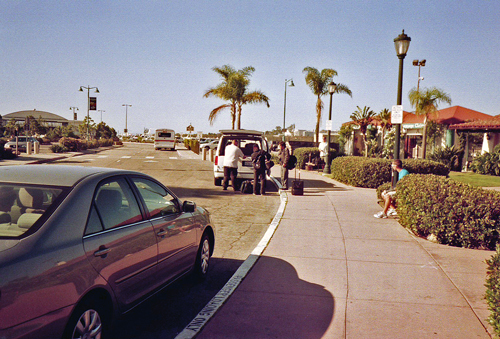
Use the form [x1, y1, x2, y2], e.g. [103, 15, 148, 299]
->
[0, 165, 215, 339]
[3, 136, 38, 152]
[199, 140, 218, 151]
[213, 129, 269, 186]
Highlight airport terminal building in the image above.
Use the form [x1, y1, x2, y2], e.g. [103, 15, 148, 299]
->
[1, 109, 82, 130]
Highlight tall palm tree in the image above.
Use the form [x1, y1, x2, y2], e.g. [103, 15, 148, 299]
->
[203, 65, 238, 129]
[376, 108, 391, 147]
[303, 67, 352, 143]
[408, 87, 452, 159]
[204, 65, 269, 129]
[350, 106, 376, 157]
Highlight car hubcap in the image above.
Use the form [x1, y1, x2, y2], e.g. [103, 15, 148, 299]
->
[200, 239, 210, 274]
[73, 309, 102, 339]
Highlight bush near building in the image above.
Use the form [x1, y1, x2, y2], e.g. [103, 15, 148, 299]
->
[184, 139, 200, 154]
[471, 151, 500, 176]
[330, 156, 449, 188]
[293, 147, 337, 170]
[397, 174, 500, 250]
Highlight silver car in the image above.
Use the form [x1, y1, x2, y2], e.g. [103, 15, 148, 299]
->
[3, 137, 38, 152]
[0, 165, 215, 339]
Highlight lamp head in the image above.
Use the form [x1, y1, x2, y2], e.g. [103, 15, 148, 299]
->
[290, 80, 295, 87]
[79, 87, 84, 92]
[394, 29, 411, 58]
[95, 88, 100, 93]
[420, 59, 426, 66]
[328, 82, 337, 94]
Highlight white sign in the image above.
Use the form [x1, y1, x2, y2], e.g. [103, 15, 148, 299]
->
[391, 105, 403, 124]
[325, 120, 333, 131]
[197, 131, 203, 139]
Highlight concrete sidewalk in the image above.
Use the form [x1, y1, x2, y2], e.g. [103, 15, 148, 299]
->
[195, 168, 494, 338]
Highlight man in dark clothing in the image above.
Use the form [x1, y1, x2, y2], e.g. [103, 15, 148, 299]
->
[251, 144, 270, 195]
[278, 141, 290, 190]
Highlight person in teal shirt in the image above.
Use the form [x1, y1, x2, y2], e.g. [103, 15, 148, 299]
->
[374, 159, 409, 218]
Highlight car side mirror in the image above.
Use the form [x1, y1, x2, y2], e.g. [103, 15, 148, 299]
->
[182, 200, 196, 213]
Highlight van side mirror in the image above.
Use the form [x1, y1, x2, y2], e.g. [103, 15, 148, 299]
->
[182, 200, 196, 213]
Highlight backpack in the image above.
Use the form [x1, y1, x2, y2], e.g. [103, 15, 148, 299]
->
[286, 155, 297, 170]
[253, 151, 267, 170]
[240, 180, 253, 194]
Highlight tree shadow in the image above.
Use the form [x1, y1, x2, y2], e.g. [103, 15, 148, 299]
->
[198, 256, 335, 339]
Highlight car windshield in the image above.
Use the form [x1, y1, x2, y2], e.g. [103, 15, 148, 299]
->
[219, 136, 267, 156]
[0, 184, 66, 238]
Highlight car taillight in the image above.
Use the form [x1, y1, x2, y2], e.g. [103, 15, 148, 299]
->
[215, 156, 218, 165]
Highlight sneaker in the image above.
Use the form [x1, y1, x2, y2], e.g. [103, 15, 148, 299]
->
[388, 209, 398, 216]
[374, 211, 388, 219]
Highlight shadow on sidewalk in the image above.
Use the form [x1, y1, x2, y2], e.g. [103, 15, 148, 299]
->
[198, 256, 335, 339]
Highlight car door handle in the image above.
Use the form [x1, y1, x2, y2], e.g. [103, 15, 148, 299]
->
[157, 229, 168, 237]
[94, 247, 111, 257]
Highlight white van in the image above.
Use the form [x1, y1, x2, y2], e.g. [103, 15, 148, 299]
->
[154, 129, 176, 151]
[213, 129, 269, 186]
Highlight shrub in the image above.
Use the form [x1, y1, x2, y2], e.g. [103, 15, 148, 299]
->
[330, 156, 449, 188]
[396, 174, 500, 249]
[293, 147, 337, 169]
[428, 146, 464, 172]
[471, 151, 500, 176]
[50, 144, 69, 153]
[486, 246, 500, 336]
[184, 139, 200, 154]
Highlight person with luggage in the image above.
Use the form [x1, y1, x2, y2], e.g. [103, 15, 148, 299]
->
[251, 144, 271, 195]
[223, 139, 245, 191]
[278, 141, 290, 190]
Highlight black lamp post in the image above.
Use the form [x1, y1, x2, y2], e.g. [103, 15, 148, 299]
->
[323, 81, 337, 174]
[283, 78, 294, 141]
[392, 30, 411, 187]
[79, 86, 99, 139]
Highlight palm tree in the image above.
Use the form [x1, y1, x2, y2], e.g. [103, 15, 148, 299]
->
[350, 106, 376, 157]
[203, 65, 238, 129]
[204, 65, 269, 129]
[303, 67, 352, 143]
[408, 87, 452, 159]
[376, 108, 391, 147]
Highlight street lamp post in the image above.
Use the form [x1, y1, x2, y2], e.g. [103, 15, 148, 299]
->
[122, 104, 132, 135]
[393, 30, 411, 187]
[412, 59, 426, 93]
[79, 86, 99, 139]
[323, 82, 337, 174]
[98, 110, 105, 123]
[69, 107, 79, 121]
[283, 78, 294, 141]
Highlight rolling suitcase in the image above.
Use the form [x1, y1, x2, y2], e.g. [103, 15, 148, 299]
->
[291, 169, 303, 196]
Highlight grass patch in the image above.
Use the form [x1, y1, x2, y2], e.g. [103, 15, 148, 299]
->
[449, 171, 500, 187]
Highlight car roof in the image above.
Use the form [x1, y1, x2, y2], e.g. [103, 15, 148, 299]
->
[219, 129, 264, 136]
[0, 165, 136, 187]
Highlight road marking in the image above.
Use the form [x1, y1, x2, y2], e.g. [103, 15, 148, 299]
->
[169, 157, 178, 159]
[98, 155, 108, 158]
[145, 156, 154, 159]
[175, 178, 287, 339]
[121, 156, 131, 159]
[144, 160, 158, 163]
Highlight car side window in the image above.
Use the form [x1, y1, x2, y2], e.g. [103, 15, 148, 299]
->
[92, 178, 142, 231]
[131, 178, 180, 219]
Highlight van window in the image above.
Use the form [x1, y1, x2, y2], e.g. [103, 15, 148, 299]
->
[158, 132, 172, 138]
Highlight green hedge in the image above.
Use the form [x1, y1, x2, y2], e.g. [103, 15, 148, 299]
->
[396, 174, 500, 250]
[184, 139, 200, 154]
[293, 147, 337, 169]
[330, 156, 449, 188]
[486, 246, 500, 336]
[52, 137, 115, 153]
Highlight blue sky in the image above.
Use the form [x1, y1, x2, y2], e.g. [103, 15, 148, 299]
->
[1, 0, 499, 135]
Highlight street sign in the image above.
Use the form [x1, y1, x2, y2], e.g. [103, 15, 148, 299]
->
[391, 105, 403, 124]
[186, 124, 194, 132]
[325, 120, 333, 131]
[89, 97, 97, 111]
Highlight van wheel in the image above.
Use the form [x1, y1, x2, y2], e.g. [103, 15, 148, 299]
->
[214, 178, 222, 186]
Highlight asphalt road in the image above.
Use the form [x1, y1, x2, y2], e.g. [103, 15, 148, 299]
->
[49, 142, 281, 338]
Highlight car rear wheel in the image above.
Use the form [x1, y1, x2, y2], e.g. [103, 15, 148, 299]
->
[194, 234, 211, 279]
[214, 177, 222, 186]
[64, 299, 109, 339]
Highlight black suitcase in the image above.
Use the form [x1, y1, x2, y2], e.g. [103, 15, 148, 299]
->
[291, 169, 303, 196]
